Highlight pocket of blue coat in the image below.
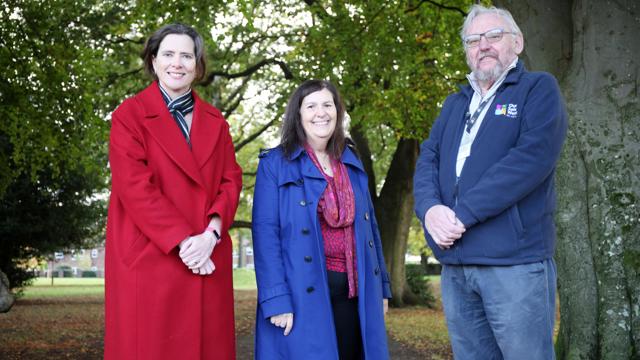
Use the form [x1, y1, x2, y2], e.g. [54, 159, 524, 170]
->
[508, 204, 524, 236]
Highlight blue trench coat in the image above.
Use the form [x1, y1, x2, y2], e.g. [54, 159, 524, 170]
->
[252, 145, 392, 360]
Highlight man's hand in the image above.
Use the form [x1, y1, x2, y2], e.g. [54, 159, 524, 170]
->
[424, 205, 465, 249]
[270, 313, 294, 336]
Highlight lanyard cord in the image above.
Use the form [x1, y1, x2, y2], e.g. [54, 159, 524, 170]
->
[465, 97, 493, 133]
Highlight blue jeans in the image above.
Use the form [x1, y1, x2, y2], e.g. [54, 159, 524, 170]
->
[441, 260, 556, 360]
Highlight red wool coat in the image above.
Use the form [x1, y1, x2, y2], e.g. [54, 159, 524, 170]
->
[105, 82, 242, 360]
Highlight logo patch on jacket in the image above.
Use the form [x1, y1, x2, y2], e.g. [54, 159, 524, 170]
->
[494, 104, 518, 118]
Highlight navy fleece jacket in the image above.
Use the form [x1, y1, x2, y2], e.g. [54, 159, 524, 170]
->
[413, 61, 568, 265]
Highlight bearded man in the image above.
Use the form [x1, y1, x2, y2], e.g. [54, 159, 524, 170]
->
[413, 4, 567, 359]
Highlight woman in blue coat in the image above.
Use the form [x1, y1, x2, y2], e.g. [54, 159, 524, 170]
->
[252, 80, 392, 359]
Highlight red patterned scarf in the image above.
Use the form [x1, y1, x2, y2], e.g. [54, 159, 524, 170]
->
[304, 143, 358, 298]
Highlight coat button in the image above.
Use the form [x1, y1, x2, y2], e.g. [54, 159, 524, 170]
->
[300, 200, 306, 206]
[374, 267, 380, 275]
[369, 240, 374, 248]
[304, 256, 312, 263]
[306, 286, 315, 293]
[296, 178, 304, 185]
[302, 228, 310, 235]
[364, 212, 370, 221]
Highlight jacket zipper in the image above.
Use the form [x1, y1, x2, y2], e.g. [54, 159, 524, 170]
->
[453, 176, 462, 263]
[453, 176, 459, 206]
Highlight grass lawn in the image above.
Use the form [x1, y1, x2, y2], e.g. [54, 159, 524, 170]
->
[24, 278, 105, 298]
[386, 306, 451, 359]
[232, 268, 257, 290]
[0, 272, 451, 359]
[386, 276, 453, 360]
[21, 269, 257, 299]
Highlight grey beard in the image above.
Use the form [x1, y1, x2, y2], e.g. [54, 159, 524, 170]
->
[473, 62, 504, 84]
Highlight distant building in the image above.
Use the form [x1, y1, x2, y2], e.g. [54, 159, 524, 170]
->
[45, 234, 257, 277]
[46, 246, 105, 277]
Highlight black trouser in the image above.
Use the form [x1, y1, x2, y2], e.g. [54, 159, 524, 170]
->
[327, 270, 363, 360]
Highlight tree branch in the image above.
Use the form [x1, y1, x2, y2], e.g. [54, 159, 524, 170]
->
[223, 95, 244, 119]
[243, 183, 256, 191]
[105, 67, 143, 87]
[223, 77, 251, 107]
[234, 113, 281, 152]
[405, 0, 467, 16]
[107, 36, 145, 45]
[231, 220, 252, 229]
[304, 0, 331, 20]
[202, 59, 294, 86]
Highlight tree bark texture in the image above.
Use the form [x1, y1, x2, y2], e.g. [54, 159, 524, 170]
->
[374, 138, 420, 306]
[497, 0, 640, 358]
[351, 129, 421, 306]
[350, 125, 377, 199]
[0, 269, 14, 313]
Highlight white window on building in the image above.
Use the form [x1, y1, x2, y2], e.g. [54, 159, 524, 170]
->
[91, 249, 99, 258]
[91, 266, 98, 271]
[54, 252, 64, 260]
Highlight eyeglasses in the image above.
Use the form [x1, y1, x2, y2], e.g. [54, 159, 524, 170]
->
[463, 28, 516, 48]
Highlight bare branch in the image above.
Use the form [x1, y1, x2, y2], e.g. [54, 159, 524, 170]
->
[107, 36, 145, 45]
[105, 67, 143, 87]
[304, 0, 331, 19]
[376, 124, 388, 162]
[234, 114, 281, 152]
[202, 59, 294, 86]
[222, 77, 251, 108]
[405, 0, 467, 16]
[223, 95, 244, 119]
[231, 220, 252, 229]
[243, 183, 256, 191]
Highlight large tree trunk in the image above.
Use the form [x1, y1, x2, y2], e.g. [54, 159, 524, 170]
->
[351, 129, 420, 306]
[375, 138, 420, 306]
[350, 125, 377, 199]
[498, 0, 640, 358]
[0, 269, 15, 313]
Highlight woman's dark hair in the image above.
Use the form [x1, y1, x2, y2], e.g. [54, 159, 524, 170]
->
[141, 23, 207, 82]
[280, 80, 347, 159]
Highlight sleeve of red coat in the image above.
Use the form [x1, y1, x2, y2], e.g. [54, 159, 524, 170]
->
[109, 101, 194, 255]
[206, 121, 242, 234]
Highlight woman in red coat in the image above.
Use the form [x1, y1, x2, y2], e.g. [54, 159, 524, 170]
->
[105, 23, 242, 360]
